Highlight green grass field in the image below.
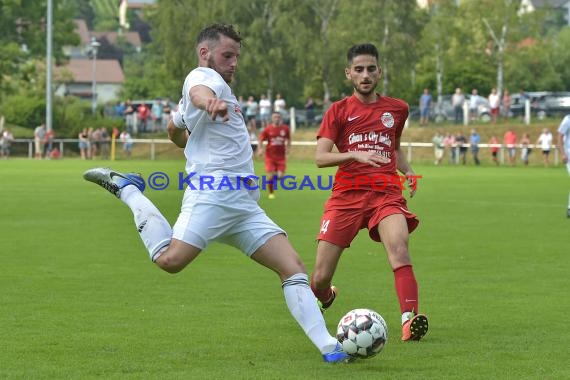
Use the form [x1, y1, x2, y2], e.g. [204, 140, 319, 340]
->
[1, 159, 568, 379]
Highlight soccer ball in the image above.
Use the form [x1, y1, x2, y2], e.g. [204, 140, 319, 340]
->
[336, 308, 388, 359]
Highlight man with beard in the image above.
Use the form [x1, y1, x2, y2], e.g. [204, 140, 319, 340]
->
[309, 43, 429, 342]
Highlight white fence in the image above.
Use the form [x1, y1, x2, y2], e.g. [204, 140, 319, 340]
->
[7, 138, 561, 165]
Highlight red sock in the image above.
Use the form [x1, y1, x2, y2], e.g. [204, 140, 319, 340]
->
[310, 281, 333, 304]
[393, 265, 419, 314]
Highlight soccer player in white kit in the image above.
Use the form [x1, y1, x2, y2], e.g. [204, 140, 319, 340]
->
[83, 23, 349, 363]
[557, 114, 570, 218]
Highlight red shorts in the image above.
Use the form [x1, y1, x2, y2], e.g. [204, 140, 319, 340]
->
[317, 190, 419, 248]
[265, 158, 286, 173]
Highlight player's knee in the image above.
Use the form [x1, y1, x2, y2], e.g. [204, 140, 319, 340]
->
[310, 270, 331, 288]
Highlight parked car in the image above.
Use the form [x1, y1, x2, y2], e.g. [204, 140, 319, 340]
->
[542, 92, 570, 117]
[508, 91, 549, 120]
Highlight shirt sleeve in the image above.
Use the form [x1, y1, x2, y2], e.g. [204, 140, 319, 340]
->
[317, 104, 340, 143]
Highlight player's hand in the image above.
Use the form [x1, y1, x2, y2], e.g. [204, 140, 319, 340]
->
[563, 154, 568, 164]
[205, 98, 229, 122]
[405, 172, 418, 198]
[352, 151, 390, 167]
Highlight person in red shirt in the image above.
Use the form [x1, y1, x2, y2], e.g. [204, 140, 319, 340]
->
[257, 111, 291, 199]
[503, 129, 518, 166]
[310, 43, 428, 342]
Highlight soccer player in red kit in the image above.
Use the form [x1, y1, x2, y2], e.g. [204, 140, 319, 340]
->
[257, 111, 291, 199]
[310, 43, 428, 341]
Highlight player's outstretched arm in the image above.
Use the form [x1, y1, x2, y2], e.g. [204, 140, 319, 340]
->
[189, 85, 229, 122]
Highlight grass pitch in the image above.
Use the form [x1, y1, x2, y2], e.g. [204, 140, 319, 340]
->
[0, 158, 568, 379]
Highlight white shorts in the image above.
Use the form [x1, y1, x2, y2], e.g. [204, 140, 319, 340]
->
[172, 181, 285, 256]
[566, 149, 570, 175]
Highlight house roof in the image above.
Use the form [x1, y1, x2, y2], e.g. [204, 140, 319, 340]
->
[56, 59, 124, 84]
[74, 19, 142, 48]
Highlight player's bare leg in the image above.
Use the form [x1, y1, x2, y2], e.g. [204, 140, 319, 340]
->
[252, 234, 349, 362]
[311, 241, 343, 312]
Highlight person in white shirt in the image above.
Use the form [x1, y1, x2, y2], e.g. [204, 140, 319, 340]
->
[273, 93, 286, 114]
[469, 89, 480, 121]
[536, 128, 553, 167]
[83, 23, 350, 363]
[258, 94, 272, 128]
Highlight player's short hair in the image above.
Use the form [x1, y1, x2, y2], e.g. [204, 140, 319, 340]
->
[346, 44, 379, 65]
[196, 23, 242, 47]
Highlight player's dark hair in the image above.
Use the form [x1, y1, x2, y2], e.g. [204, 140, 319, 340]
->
[346, 43, 379, 64]
[196, 23, 242, 46]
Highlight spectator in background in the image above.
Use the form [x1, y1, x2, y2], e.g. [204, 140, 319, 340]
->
[443, 132, 456, 164]
[124, 100, 135, 133]
[137, 103, 150, 132]
[489, 135, 500, 165]
[245, 96, 259, 136]
[99, 127, 111, 160]
[49, 146, 61, 160]
[273, 93, 286, 114]
[455, 131, 468, 165]
[90, 127, 101, 159]
[419, 88, 432, 127]
[78, 128, 90, 160]
[162, 100, 172, 130]
[452, 87, 465, 124]
[259, 94, 272, 128]
[488, 88, 500, 124]
[120, 129, 133, 159]
[501, 89, 512, 120]
[114, 101, 126, 120]
[237, 95, 247, 113]
[1, 128, 14, 159]
[469, 129, 481, 166]
[151, 100, 163, 132]
[536, 128, 553, 167]
[432, 130, 445, 165]
[503, 129, 518, 166]
[44, 128, 55, 158]
[34, 123, 46, 160]
[469, 89, 480, 121]
[520, 133, 531, 167]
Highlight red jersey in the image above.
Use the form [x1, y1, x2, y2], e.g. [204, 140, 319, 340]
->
[317, 94, 409, 194]
[259, 123, 290, 160]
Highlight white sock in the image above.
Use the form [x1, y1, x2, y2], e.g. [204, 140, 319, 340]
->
[282, 273, 338, 354]
[567, 192, 570, 208]
[401, 311, 414, 325]
[120, 186, 172, 261]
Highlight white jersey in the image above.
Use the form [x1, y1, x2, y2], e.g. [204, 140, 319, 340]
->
[537, 132, 553, 150]
[180, 67, 253, 179]
[259, 98, 272, 116]
[558, 115, 570, 152]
